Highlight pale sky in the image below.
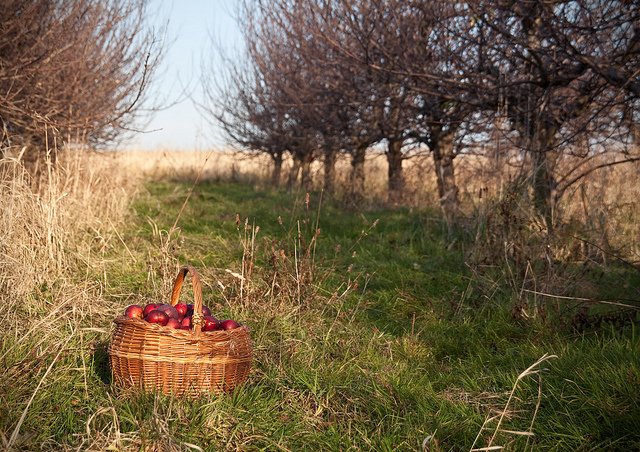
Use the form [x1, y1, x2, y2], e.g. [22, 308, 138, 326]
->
[126, 0, 243, 151]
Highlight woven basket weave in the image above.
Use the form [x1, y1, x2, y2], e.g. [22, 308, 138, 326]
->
[108, 266, 252, 397]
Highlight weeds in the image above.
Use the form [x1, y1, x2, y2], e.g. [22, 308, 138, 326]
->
[0, 145, 135, 450]
[466, 175, 640, 329]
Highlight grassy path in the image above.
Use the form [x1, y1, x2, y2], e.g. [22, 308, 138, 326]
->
[1, 181, 638, 450]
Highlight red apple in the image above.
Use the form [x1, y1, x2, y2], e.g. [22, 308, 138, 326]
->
[186, 304, 211, 316]
[166, 318, 180, 329]
[202, 315, 220, 331]
[174, 303, 188, 317]
[124, 304, 144, 319]
[180, 316, 192, 329]
[156, 304, 180, 320]
[143, 303, 159, 317]
[145, 310, 169, 326]
[219, 319, 240, 330]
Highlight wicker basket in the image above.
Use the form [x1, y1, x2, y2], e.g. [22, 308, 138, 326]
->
[108, 266, 252, 397]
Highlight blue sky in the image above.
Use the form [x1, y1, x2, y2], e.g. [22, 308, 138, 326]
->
[127, 0, 242, 150]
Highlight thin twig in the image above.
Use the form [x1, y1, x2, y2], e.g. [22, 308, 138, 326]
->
[170, 150, 214, 233]
[522, 289, 640, 310]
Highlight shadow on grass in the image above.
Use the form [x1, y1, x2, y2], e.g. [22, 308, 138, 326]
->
[91, 340, 111, 385]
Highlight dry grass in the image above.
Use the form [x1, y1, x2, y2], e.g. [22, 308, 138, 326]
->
[117, 149, 272, 183]
[470, 354, 557, 451]
[0, 148, 133, 300]
[0, 145, 138, 450]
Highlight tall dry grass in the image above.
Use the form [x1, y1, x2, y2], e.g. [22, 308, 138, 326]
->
[0, 148, 133, 302]
[0, 146, 139, 449]
[118, 149, 272, 183]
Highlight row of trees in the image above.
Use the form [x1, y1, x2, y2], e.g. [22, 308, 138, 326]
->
[208, 0, 640, 227]
[1, 0, 162, 167]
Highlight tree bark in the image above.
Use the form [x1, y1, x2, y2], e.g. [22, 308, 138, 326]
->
[288, 157, 300, 190]
[300, 151, 314, 191]
[519, 117, 559, 230]
[531, 143, 558, 230]
[271, 152, 283, 187]
[323, 147, 337, 195]
[349, 145, 366, 202]
[432, 129, 459, 225]
[386, 137, 404, 205]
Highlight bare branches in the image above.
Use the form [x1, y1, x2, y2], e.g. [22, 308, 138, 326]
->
[0, 0, 164, 163]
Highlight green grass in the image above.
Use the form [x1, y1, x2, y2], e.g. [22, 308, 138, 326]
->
[1, 180, 639, 450]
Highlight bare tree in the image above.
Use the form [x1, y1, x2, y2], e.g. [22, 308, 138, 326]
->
[205, 0, 318, 189]
[206, 0, 639, 229]
[0, 0, 163, 167]
[461, 0, 640, 227]
[395, 1, 470, 222]
[204, 40, 288, 188]
[310, 0, 415, 204]
[317, 1, 471, 216]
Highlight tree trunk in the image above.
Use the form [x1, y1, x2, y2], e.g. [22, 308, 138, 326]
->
[300, 152, 313, 191]
[288, 157, 300, 190]
[521, 119, 558, 230]
[531, 145, 557, 229]
[386, 138, 404, 205]
[323, 148, 337, 195]
[271, 152, 283, 187]
[432, 129, 459, 225]
[349, 145, 366, 202]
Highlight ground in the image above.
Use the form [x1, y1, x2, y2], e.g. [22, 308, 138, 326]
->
[1, 177, 639, 451]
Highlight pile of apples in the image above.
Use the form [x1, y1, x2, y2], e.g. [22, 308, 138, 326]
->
[123, 303, 241, 331]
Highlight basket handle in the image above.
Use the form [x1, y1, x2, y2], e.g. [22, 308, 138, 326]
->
[170, 266, 204, 336]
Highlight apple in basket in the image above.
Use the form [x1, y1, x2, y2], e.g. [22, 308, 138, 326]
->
[186, 303, 212, 316]
[219, 319, 241, 330]
[156, 304, 180, 320]
[180, 316, 192, 329]
[143, 303, 159, 317]
[145, 310, 169, 326]
[166, 318, 180, 329]
[124, 304, 144, 319]
[174, 302, 189, 317]
[202, 315, 220, 332]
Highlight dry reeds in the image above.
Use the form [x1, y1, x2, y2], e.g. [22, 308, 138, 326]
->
[470, 354, 558, 451]
[0, 147, 133, 303]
